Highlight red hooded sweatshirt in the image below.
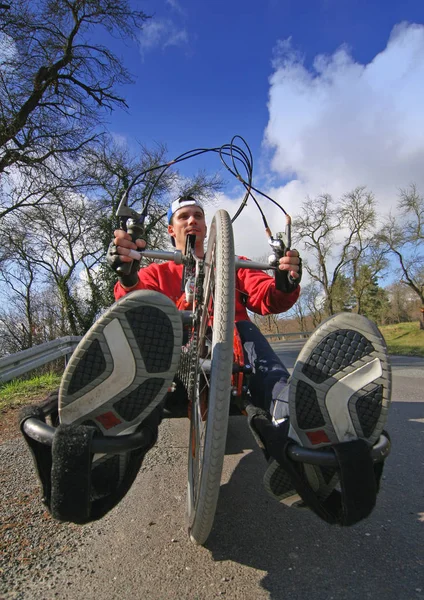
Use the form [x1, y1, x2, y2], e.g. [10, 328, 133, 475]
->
[114, 257, 299, 322]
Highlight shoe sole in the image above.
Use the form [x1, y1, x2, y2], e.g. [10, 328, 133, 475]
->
[289, 312, 391, 449]
[58, 290, 183, 436]
[263, 459, 305, 506]
[264, 313, 391, 506]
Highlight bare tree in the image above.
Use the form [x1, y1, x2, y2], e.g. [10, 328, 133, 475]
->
[0, 0, 149, 218]
[349, 246, 388, 316]
[85, 141, 176, 244]
[0, 227, 39, 350]
[0, 223, 66, 354]
[385, 281, 421, 324]
[0, 141, 226, 343]
[83, 139, 224, 306]
[293, 282, 325, 329]
[293, 187, 382, 315]
[0, 158, 94, 221]
[377, 184, 424, 329]
[251, 312, 287, 338]
[8, 192, 105, 336]
[0, 286, 67, 357]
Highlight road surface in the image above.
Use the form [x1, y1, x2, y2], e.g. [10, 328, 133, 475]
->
[3, 344, 424, 600]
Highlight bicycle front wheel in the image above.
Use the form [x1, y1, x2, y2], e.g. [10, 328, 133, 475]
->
[187, 209, 235, 545]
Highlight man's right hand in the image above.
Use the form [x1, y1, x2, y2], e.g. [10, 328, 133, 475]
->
[106, 229, 147, 289]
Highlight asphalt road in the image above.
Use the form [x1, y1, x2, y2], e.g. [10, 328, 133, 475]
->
[10, 344, 424, 600]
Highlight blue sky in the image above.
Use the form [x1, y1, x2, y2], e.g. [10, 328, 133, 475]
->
[103, 0, 424, 268]
[114, 0, 423, 158]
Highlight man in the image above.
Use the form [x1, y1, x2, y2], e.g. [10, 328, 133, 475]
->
[109, 196, 303, 481]
[105, 196, 390, 508]
[111, 196, 302, 418]
[23, 197, 391, 525]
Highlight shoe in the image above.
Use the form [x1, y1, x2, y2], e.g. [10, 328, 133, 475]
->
[59, 290, 183, 434]
[264, 312, 391, 504]
[21, 291, 183, 524]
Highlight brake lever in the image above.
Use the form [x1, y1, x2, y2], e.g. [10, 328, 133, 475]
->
[268, 215, 291, 262]
[115, 191, 146, 276]
[268, 216, 297, 287]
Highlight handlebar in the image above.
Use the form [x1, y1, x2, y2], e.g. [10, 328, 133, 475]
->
[126, 247, 277, 272]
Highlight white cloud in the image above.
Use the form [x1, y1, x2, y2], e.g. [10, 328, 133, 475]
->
[0, 32, 17, 68]
[139, 19, 188, 56]
[204, 191, 289, 262]
[110, 132, 129, 148]
[166, 0, 186, 16]
[263, 22, 424, 220]
[163, 28, 188, 49]
[202, 24, 424, 267]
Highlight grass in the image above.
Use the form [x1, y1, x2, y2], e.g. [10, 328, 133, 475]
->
[1, 320, 423, 413]
[379, 321, 424, 357]
[0, 372, 61, 413]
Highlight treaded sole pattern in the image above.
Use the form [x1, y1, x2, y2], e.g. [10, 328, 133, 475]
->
[58, 290, 183, 436]
[265, 313, 391, 505]
[263, 457, 338, 505]
[289, 313, 391, 449]
[263, 459, 299, 503]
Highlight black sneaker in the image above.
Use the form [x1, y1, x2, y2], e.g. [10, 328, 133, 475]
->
[59, 290, 183, 503]
[21, 291, 183, 524]
[59, 290, 183, 434]
[264, 312, 391, 504]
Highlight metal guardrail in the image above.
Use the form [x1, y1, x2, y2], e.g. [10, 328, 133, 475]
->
[0, 331, 311, 384]
[0, 336, 82, 383]
[263, 331, 312, 341]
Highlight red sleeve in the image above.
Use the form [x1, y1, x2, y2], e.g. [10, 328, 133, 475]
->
[114, 264, 163, 300]
[236, 257, 300, 316]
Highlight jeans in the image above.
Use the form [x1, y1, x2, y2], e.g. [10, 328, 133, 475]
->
[236, 320, 290, 414]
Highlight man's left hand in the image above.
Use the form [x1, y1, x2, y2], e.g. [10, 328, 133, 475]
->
[278, 249, 301, 280]
[274, 249, 302, 293]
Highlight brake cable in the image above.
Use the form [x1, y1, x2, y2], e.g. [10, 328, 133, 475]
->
[115, 135, 292, 264]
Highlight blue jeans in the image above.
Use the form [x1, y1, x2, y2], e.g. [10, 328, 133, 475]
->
[236, 321, 290, 414]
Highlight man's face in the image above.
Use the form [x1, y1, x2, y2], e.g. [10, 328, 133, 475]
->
[168, 205, 207, 253]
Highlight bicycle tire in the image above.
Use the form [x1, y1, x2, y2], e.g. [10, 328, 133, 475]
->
[187, 209, 235, 545]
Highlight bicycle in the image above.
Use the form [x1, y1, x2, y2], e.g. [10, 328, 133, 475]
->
[22, 138, 392, 545]
[22, 207, 391, 544]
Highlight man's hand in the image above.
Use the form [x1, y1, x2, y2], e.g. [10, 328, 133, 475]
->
[274, 249, 302, 293]
[277, 249, 301, 279]
[106, 229, 147, 289]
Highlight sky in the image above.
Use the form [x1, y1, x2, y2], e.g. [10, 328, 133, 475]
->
[2, 0, 422, 273]
[102, 0, 424, 269]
